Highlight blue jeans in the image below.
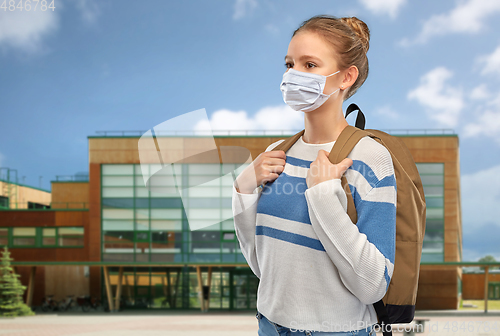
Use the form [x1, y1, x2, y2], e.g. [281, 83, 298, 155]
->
[256, 311, 375, 336]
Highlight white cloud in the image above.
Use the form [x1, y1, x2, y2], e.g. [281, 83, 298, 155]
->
[477, 45, 500, 76]
[470, 84, 490, 100]
[75, 0, 101, 25]
[401, 0, 500, 45]
[463, 248, 500, 262]
[407, 67, 464, 128]
[233, 0, 258, 20]
[0, 7, 59, 53]
[358, 0, 406, 18]
[462, 85, 500, 144]
[193, 105, 303, 135]
[374, 105, 399, 119]
[462, 109, 500, 145]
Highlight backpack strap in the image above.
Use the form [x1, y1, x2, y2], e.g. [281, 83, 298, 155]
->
[263, 129, 305, 188]
[272, 129, 305, 153]
[328, 124, 370, 225]
[345, 103, 366, 130]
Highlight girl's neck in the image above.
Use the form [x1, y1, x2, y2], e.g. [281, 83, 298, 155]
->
[302, 101, 348, 144]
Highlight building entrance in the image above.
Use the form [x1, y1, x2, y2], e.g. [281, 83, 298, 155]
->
[101, 266, 258, 310]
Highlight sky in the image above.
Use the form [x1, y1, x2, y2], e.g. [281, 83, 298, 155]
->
[0, 0, 499, 261]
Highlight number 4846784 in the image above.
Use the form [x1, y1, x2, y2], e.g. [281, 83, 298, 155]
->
[1, 0, 56, 11]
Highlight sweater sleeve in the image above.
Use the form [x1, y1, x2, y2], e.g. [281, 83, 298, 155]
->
[304, 151, 397, 305]
[232, 139, 285, 280]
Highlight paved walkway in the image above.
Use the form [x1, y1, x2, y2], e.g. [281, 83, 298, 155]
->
[0, 310, 499, 335]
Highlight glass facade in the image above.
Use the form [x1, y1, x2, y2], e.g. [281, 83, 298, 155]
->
[101, 164, 247, 264]
[103, 266, 258, 310]
[417, 163, 445, 262]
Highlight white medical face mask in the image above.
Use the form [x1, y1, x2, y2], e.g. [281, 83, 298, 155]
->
[280, 68, 341, 112]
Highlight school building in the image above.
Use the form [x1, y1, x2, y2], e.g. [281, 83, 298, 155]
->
[0, 128, 462, 311]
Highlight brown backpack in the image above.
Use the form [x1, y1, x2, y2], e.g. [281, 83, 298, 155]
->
[268, 104, 426, 335]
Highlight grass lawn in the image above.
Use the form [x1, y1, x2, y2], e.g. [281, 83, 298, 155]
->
[459, 299, 500, 310]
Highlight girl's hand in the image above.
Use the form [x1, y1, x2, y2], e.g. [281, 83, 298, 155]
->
[234, 150, 286, 194]
[306, 150, 353, 189]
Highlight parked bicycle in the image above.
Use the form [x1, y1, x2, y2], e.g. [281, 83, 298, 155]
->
[77, 296, 102, 312]
[134, 297, 150, 309]
[40, 295, 59, 312]
[58, 295, 77, 312]
[101, 295, 129, 312]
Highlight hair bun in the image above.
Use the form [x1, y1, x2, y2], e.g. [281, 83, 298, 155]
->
[340, 16, 370, 53]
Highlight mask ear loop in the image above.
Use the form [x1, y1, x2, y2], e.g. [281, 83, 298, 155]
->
[325, 87, 340, 97]
[322, 70, 341, 96]
[327, 70, 340, 77]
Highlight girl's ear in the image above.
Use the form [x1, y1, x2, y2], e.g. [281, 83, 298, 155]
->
[342, 65, 359, 90]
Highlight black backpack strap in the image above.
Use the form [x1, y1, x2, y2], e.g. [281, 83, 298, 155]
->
[373, 299, 392, 336]
[345, 103, 366, 130]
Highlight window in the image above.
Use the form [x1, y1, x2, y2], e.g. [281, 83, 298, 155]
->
[0, 196, 8, 209]
[42, 228, 56, 246]
[13, 227, 36, 246]
[135, 231, 150, 242]
[417, 163, 445, 262]
[58, 227, 84, 246]
[27, 202, 51, 209]
[458, 232, 462, 261]
[0, 228, 8, 246]
[222, 232, 235, 241]
[0, 227, 84, 248]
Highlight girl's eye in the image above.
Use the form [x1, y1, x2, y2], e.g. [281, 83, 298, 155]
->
[306, 62, 316, 68]
[285, 62, 293, 69]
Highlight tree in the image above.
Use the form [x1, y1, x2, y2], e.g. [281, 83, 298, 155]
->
[0, 246, 35, 317]
[478, 255, 499, 271]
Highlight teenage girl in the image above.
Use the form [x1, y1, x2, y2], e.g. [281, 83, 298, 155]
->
[233, 14, 396, 336]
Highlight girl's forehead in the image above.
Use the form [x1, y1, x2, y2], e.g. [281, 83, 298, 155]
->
[287, 31, 338, 62]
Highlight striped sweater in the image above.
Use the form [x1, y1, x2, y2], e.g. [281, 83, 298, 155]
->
[232, 134, 397, 333]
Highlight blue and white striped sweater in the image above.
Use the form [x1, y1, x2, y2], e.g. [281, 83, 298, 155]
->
[232, 134, 397, 332]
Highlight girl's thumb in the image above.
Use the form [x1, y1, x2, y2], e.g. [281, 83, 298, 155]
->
[339, 158, 353, 172]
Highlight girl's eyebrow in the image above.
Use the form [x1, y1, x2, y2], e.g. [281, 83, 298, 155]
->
[284, 55, 322, 62]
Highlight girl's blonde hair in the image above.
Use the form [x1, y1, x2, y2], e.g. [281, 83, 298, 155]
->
[292, 14, 370, 101]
